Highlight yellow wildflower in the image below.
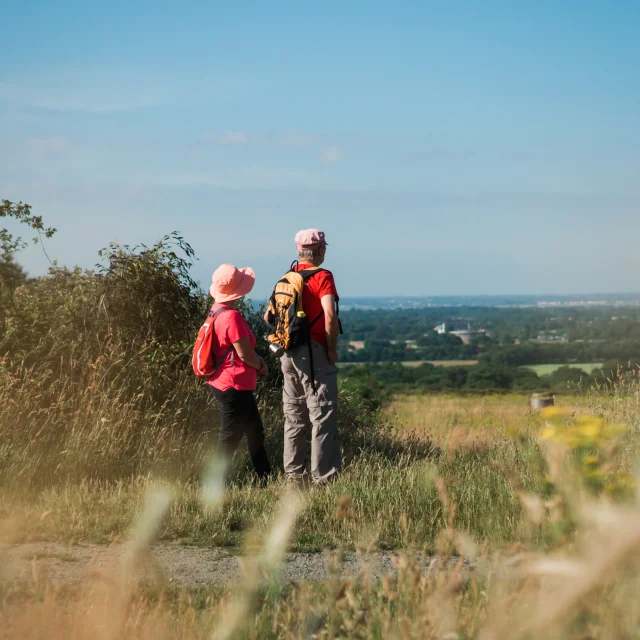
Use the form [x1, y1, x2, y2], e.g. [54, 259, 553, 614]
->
[575, 417, 603, 440]
[540, 426, 556, 440]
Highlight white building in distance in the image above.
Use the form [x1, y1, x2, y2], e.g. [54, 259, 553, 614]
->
[433, 322, 485, 345]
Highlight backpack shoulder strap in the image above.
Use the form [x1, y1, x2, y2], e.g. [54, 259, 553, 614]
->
[210, 307, 235, 321]
[288, 260, 327, 280]
[276, 270, 301, 284]
[210, 307, 237, 368]
[299, 267, 327, 280]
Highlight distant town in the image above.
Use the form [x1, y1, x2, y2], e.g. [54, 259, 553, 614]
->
[339, 294, 640, 311]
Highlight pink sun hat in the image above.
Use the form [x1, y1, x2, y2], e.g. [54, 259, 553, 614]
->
[295, 229, 328, 250]
[210, 264, 255, 303]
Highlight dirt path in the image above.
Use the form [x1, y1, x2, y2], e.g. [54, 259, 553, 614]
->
[1, 542, 473, 588]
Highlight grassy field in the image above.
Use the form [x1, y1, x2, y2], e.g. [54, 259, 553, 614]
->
[339, 359, 479, 368]
[385, 392, 537, 438]
[2, 393, 544, 551]
[3, 387, 640, 638]
[407, 359, 478, 367]
[522, 362, 603, 376]
[344, 361, 599, 372]
[3, 385, 640, 638]
[3, 353, 640, 639]
[4, 389, 639, 552]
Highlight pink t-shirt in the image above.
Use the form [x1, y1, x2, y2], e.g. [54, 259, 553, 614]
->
[207, 304, 257, 391]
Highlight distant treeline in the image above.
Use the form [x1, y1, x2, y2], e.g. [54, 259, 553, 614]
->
[340, 359, 637, 409]
[479, 341, 640, 368]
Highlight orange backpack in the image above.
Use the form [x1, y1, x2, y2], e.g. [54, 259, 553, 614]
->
[266, 266, 325, 351]
[266, 264, 343, 393]
[192, 307, 235, 379]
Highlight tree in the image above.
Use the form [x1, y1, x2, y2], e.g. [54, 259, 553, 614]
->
[465, 365, 514, 390]
[513, 368, 543, 391]
[444, 366, 468, 388]
[0, 253, 30, 289]
[518, 324, 532, 341]
[549, 366, 589, 391]
[1, 200, 56, 262]
[339, 366, 386, 410]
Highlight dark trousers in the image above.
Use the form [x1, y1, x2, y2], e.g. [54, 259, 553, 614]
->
[211, 387, 272, 483]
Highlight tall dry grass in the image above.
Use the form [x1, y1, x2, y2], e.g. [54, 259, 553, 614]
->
[0, 349, 429, 491]
[3, 401, 640, 639]
[0, 351, 216, 486]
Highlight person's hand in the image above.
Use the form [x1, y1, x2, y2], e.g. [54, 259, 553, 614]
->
[257, 358, 269, 378]
[327, 349, 339, 365]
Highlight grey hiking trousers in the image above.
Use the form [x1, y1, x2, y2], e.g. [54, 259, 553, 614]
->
[281, 341, 341, 484]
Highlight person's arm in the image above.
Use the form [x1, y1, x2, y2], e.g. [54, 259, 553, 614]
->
[321, 294, 339, 364]
[234, 337, 268, 376]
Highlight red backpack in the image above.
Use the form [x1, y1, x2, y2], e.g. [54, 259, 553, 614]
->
[192, 307, 235, 379]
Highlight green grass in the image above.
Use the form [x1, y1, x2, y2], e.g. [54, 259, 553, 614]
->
[6, 388, 639, 553]
[2, 447, 539, 551]
[4, 387, 640, 639]
[522, 362, 603, 376]
[386, 393, 538, 437]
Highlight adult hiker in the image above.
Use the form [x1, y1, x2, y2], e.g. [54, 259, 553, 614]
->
[193, 263, 272, 485]
[265, 229, 342, 485]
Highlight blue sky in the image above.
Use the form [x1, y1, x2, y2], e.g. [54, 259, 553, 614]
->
[2, 0, 639, 299]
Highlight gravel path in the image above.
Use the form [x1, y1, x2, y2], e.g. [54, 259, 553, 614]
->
[0, 542, 474, 588]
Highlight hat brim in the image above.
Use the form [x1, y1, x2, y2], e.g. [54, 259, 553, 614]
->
[296, 240, 328, 250]
[210, 267, 255, 302]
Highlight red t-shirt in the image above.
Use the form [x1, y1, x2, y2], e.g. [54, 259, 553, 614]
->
[207, 303, 257, 391]
[294, 264, 339, 347]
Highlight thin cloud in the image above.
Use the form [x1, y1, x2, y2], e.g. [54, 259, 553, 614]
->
[0, 80, 162, 115]
[276, 132, 316, 149]
[217, 131, 248, 145]
[205, 131, 316, 149]
[319, 146, 342, 165]
[23, 136, 71, 154]
[0, 136, 73, 163]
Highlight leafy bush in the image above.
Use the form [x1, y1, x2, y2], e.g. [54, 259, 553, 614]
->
[3, 233, 203, 361]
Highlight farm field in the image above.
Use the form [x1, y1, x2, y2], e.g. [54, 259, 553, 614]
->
[339, 359, 479, 368]
[407, 359, 478, 367]
[385, 392, 536, 437]
[342, 361, 602, 372]
[522, 362, 603, 376]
